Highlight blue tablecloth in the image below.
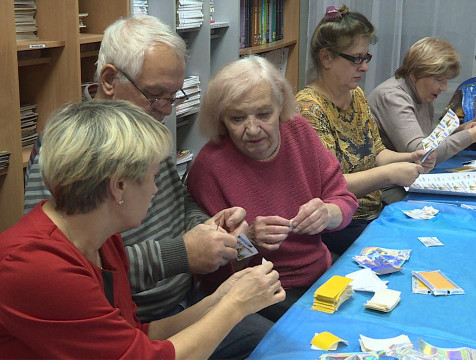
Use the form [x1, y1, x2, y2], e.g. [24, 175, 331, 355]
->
[249, 201, 476, 359]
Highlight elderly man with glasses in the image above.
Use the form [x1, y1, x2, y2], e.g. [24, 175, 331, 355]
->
[23, 14, 274, 360]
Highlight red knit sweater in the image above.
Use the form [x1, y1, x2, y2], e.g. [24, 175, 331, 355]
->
[187, 115, 357, 290]
[0, 201, 175, 359]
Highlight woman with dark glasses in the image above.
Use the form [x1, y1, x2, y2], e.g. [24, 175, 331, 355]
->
[296, 5, 435, 256]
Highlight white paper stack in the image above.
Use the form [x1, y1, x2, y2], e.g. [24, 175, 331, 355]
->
[176, 0, 204, 30]
[176, 75, 200, 117]
[359, 334, 411, 352]
[14, 0, 38, 40]
[345, 268, 388, 292]
[20, 104, 38, 148]
[364, 288, 401, 312]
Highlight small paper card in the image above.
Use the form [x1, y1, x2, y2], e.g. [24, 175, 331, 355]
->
[318, 352, 379, 360]
[359, 334, 411, 352]
[311, 331, 348, 351]
[412, 270, 464, 295]
[345, 268, 388, 292]
[235, 233, 258, 261]
[418, 236, 444, 247]
[364, 288, 401, 312]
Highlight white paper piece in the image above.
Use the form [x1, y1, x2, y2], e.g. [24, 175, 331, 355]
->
[418, 236, 444, 247]
[359, 334, 411, 352]
[402, 206, 439, 219]
[364, 288, 401, 312]
[345, 268, 388, 292]
[408, 172, 476, 196]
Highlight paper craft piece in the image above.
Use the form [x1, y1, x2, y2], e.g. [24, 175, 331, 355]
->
[311, 332, 348, 351]
[345, 268, 388, 292]
[359, 334, 411, 352]
[235, 233, 258, 261]
[386, 342, 445, 360]
[420, 148, 435, 163]
[312, 275, 354, 314]
[353, 247, 411, 275]
[418, 237, 444, 247]
[364, 288, 401, 312]
[261, 257, 267, 264]
[402, 206, 439, 220]
[419, 338, 476, 360]
[407, 172, 476, 197]
[412, 277, 432, 294]
[412, 270, 464, 295]
[461, 203, 476, 210]
[421, 109, 459, 152]
[318, 352, 379, 360]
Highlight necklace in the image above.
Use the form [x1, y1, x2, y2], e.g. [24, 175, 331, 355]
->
[58, 212, 102, 269]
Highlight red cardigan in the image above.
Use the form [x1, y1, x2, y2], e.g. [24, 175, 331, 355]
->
[187, 115, 358, 290]
[0, 201, 175, 359]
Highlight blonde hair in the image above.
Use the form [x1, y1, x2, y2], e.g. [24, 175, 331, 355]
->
[199, 55, 296, 143]
[395, 37, 460, 80]
[310, 5, 377, 74]
[40, 100, 172, 215]
[95, 14, 186, 82]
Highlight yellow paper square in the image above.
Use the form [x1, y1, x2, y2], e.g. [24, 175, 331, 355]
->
[311, 331, 347, 351]
[314, 276, 353, 300]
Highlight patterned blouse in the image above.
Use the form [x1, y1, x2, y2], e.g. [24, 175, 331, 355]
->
[296, 86, 386, 219]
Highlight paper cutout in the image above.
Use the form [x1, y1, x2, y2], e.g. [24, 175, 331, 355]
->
[417, 237, 444, 247]
[353, 247, 411, 275]
[412, 277, 432, 295]
[412, 270, 464, 295]
[345, 268, 388, 292]
[235, 233, 258, 260]
[318, 352, 379, 360]
[312, 275, 354, 314]
[359, 334, 411, 352]
[311, 331, 348, 351]
[364, 288, 401, 312]
[422, 109, 459, 151]
[402, 206, 439, 220]
[419, 338, 476, 360]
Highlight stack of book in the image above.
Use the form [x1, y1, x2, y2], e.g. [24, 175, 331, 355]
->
[176, 149, 193, 180]
[176, 0, 204, 30]
[132, 0, 148, 15]
[78, 12, 88, 31]
[20, 104, 38, 148]
[14, 0, 38, 40]
[240, 0, 284, 48]
[364, 288, 401, 312]
[312, 275, 353, 314]
[0, 151, 11, 172]
[176, 75, 200, 119]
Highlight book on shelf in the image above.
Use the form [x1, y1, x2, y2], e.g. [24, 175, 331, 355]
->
[132, 0, 148, 15]
[0, 151, 11, 171]
[260, 47, 288, 76]
[176, 76, 200, 117]
[242, 0, 283, 49]
[176, 150, 193, 179]
[14, 0, 38, 40]
[78, 13, 88, 30]
[20, 104, 38, 148]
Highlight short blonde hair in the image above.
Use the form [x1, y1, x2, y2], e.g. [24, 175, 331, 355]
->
[199, 55, 296, 143]
[395, 37, 460, 80]
[40, 100, 172, 215]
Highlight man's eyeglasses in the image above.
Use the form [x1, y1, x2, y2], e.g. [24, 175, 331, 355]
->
[117, 69, 188, 109]
[334, 51, 373, 65]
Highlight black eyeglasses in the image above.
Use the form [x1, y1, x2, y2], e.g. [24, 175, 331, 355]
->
[334, 51, 373, 65]
[117, 69, 188, 109]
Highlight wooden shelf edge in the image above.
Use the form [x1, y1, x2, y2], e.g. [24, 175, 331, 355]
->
[17, 40, 66, 51]
[18, 57, 52, 67]
[239, 39, 297, 55]
[79, 33, 103, 44]
[22, 146, 33, 168]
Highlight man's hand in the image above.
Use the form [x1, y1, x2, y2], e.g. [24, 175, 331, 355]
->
[184, 224, 238, 274]
[205, 207, 248, 236]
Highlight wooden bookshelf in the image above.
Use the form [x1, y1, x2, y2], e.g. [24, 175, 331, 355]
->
[0, 0, 129, 232]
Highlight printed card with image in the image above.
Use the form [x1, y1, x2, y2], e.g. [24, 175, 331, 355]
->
[418, 236, 444, 247]
[235, 233, 258, 261]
